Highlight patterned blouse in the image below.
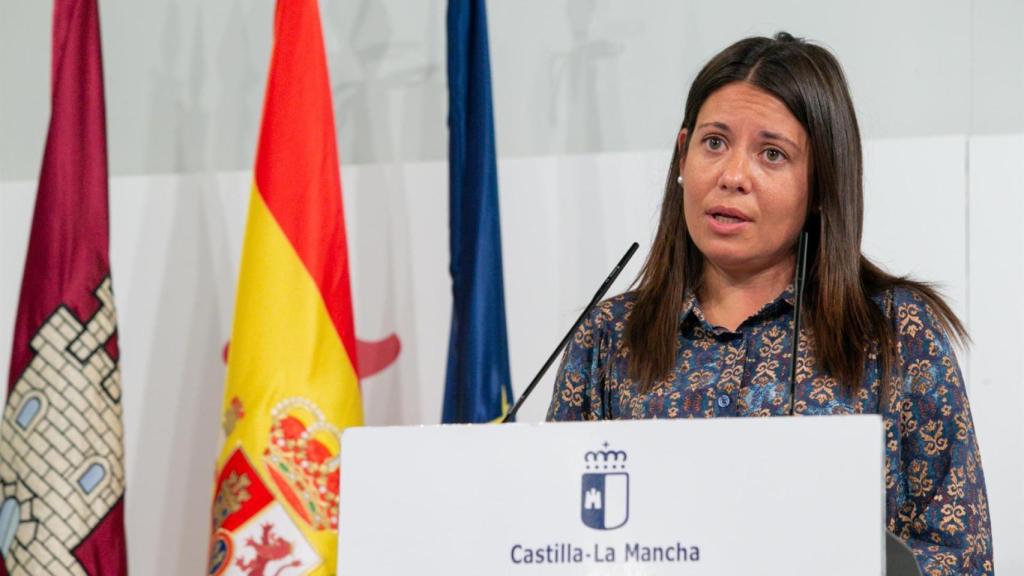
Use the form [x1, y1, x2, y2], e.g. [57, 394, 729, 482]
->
[547, 286, 994, 575]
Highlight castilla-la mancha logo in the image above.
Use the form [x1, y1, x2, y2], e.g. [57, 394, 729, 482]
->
[581, 442, 629, 530]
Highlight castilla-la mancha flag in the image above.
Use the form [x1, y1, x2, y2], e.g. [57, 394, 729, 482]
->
[206, 1, 363, 574]
[0, 0, 128, 575]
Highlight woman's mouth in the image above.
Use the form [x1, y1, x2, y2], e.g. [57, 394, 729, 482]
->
[711, 213, 745, 224]
[705, 206, 751, 233]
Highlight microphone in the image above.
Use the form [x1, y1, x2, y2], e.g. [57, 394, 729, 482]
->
[787, 231, 809, 416]
[502, 242, 640, 423]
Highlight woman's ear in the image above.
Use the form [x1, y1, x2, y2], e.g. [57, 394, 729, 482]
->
[677, 128, 689, 172]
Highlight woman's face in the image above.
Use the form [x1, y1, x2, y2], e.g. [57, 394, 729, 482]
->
[679, 82, 810, 278]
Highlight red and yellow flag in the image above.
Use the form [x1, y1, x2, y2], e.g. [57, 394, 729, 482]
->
[207, 1, 362, 574]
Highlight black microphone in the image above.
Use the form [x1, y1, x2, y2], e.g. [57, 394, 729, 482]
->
[502, 242, 640, 423]
[787, 231, 809, 416]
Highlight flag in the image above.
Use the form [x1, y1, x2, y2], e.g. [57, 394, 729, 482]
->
[442, 0, 515, 424]
[206, 1, 362, 574]
[0, 0, 128, 574]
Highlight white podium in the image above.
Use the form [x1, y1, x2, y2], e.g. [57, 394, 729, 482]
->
[338, 416, 885, 575]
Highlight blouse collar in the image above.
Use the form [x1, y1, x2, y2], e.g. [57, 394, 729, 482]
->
[681, 283, 797, 334]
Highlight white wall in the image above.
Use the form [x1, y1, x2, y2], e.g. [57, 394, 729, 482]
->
[968, 135, 1024, 573]
[1, 0, 1022, 574]
[3, 137, 1022, 573]
[4, 0, 1023, 180]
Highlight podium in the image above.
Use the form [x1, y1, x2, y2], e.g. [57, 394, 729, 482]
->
[338, 415, 901, 575]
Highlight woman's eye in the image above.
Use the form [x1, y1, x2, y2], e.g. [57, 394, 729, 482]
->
[705, 137, 724, 150]
[764, 148, 785, 163]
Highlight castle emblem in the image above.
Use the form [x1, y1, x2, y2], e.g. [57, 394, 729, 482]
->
[580, 442, 629, 530]
[0, 277, 125, 575]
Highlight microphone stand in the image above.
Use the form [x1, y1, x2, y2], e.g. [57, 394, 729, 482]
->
[502, 242, 639, 423]
[787, 231, 809, 416]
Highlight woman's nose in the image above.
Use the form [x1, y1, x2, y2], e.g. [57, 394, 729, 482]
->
[719, 151, 752, 193]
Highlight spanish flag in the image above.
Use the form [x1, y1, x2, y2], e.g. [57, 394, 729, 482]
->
[206, 1, 362, 574]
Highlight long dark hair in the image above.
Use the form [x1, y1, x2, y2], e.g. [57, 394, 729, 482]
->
[626, 32, 966, 393]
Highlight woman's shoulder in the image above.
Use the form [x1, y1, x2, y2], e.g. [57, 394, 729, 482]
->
[872, 284, 951, 324]
[871, 283, 963, 352]
[597, 291, 636, 312]
[587, 291, 636, 331]
[562, 292, 635, 358]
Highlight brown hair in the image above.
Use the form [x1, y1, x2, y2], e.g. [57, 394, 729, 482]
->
[626, 32, 966, 392]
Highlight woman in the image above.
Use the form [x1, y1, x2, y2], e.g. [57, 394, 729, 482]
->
[547, 32, 994, 575]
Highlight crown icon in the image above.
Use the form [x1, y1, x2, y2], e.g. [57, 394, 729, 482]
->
[263, 397, 342, 531]
[584, 442, 628, 471]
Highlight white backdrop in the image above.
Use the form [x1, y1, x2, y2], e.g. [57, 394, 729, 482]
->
[2, 136, 1023, 574]
[2, 0, 1023, 573]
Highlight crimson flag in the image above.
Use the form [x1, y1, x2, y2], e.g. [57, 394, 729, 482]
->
[0, 0, 128, 574]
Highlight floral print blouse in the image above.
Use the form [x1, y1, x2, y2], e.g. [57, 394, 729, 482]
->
[546, 286, 994, 575]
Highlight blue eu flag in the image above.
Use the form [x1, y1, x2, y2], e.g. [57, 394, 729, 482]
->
[442, 0, 514, 423]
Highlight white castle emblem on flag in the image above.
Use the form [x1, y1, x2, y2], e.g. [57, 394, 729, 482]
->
[0, 277, 125, 575]
[580, 442, 629, 530]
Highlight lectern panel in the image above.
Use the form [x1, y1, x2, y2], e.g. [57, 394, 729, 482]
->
[339, 416, 884, 575]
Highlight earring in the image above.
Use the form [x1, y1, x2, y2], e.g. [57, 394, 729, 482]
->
[676, 175, 684, 187]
